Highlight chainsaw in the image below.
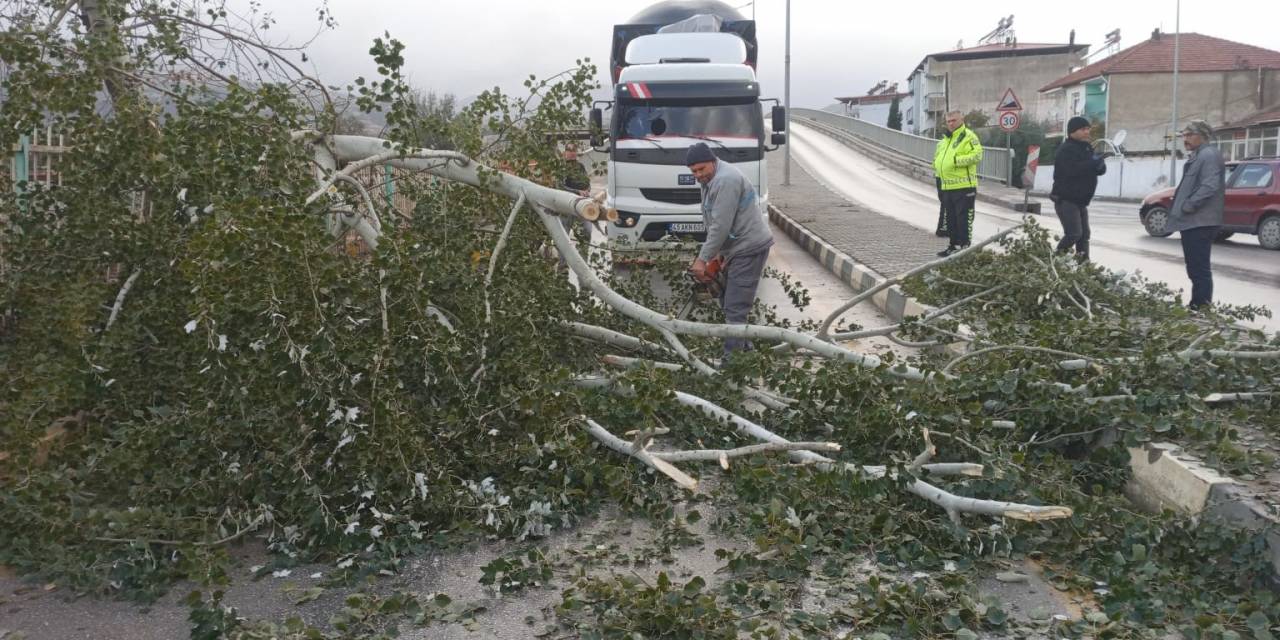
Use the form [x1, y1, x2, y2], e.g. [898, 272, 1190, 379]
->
[675, 256, 725, 320]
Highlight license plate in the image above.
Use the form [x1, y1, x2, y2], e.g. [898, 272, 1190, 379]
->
[668, 222, 704, 233]
[677, 174, 696, 186]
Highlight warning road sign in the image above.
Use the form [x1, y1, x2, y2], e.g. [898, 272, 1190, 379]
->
[998, 111, 1021, 132]
[996, 88, 1023, 112]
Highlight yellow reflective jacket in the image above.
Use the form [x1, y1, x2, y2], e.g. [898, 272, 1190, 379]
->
[933, 125, 983, 191]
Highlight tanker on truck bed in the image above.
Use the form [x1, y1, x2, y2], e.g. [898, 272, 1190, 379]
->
[590, 1, 786, 252]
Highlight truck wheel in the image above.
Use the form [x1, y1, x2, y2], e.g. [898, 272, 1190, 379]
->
[1142, 207, 1173, 237]
[1258, 216, 1280, 250]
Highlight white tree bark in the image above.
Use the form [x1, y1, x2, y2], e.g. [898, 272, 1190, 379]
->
[574, 377, 1070, 521]
[104, 269, 140, 331]
[582, 418, 699, 491]
[828, 285, 1005, 342]
[559, 322, 673, 355]
[816, 225, 1023, 340]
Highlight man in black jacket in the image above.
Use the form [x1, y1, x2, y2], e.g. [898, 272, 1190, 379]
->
[1051, 116, 1108, 260]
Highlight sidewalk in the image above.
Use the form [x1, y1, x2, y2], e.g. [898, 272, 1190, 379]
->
[768, 153, 942, 279]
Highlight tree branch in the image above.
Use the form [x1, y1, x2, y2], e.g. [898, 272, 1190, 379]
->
[104, 269, 140, 332]
[944, 345, 1099, 376]
[558, 322, 673, 355]
[574, 377, 1070, 521]
[816, 225, 1023, 340]
[582, 418, 698, 491]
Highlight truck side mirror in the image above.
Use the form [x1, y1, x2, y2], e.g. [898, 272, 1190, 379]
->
[771, 133, 787, 147]
[590, 108, 604, 147]
[771, 105, 786, 132]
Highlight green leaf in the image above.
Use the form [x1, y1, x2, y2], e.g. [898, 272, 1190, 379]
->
[1131, 544, 1148, 562]
[1248, 611, 1271, 631]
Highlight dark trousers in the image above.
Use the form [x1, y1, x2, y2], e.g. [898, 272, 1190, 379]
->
[1180, 225, 1218, 308]
[935, 178, 947, 232]
[720, 245, 771, 355]
[942, 188, 976, 247]
[1054, 200, 1090, 258]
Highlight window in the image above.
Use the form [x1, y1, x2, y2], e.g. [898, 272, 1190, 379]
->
[1240, 125, 1280, 159]
[617, 100, 763, 141]
[1230, 164, 1274, 189]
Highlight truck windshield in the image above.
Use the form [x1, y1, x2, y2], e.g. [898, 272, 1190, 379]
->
[617, 100, 762, 142]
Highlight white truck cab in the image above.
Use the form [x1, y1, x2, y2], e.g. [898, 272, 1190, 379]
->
[592, 13, 786, 254]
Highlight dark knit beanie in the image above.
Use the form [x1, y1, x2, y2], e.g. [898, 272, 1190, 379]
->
[1067, 116, 1091, 134]
[685, 142, 716, 166]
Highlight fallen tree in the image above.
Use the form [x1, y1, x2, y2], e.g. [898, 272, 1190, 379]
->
[2, 4, 1279, 638]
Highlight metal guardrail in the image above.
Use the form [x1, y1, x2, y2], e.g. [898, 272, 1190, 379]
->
[792, 108, 1013, 185]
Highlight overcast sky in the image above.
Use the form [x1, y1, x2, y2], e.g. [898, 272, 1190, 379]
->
[263, 0, 1280, 108]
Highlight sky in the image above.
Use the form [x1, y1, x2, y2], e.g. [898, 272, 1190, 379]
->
[258, 0, 1280, 109]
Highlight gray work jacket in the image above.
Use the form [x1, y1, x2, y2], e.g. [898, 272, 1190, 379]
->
[697, 159, 774, 262]
[1168, 145, 1225, 232]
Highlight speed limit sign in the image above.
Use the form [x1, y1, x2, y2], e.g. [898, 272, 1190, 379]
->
[998, 110, 1020, 132]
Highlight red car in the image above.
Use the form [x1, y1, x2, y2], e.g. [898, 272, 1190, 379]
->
[1139, 158, 1280, 249]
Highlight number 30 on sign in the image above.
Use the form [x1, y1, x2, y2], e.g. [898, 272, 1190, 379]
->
[998, 111, 1020, 132]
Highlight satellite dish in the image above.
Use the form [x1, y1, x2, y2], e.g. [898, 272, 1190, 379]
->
[1113, 130, 1127, 147]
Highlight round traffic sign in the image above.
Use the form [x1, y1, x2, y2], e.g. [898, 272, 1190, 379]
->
[998, 110, 1020, 132]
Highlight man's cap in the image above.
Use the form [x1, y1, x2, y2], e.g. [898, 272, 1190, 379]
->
[685, 142, 716, 166]
[1067, 116, 1091, 134]
[1182, 120, 1214, 138]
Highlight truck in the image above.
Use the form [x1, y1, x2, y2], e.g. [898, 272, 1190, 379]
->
[590, 0, 787, 254]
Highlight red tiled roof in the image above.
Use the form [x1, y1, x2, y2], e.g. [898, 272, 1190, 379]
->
[1220, 105, 1280, 130]
[1041, 33, 1280, 92]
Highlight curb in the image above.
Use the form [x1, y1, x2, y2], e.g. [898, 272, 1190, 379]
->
[767, 204, 931, 324]
[1127, 442, 1280, 575]
[795, 117, 1042, 215]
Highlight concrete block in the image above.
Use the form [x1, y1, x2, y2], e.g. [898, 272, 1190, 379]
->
[1124, 442, 1235, 514]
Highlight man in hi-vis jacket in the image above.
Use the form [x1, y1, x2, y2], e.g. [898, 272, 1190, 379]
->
[933, 110, 984, 257]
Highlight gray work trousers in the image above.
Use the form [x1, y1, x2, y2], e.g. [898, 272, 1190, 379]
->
[719, 244, 772, 356]
[1054, 199, 1090, 258]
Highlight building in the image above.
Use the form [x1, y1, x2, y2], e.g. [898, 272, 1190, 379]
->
[1039, 31, 1280, 153]
[1213, 105, 1280, 161]
[835, 82, 910, 129]
[906, 40, 1089, 136]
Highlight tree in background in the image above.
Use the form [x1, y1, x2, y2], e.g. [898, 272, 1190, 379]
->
[887, 97, 903, 131]
[963, 109, 989, 130]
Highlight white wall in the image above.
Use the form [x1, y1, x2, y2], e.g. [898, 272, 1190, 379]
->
[852, 102, 893, 128]
[1032, 155, 1187, 200]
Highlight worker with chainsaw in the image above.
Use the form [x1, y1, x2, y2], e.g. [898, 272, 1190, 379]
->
[934, 110, 984, 257]
[686, 142, 775, 358]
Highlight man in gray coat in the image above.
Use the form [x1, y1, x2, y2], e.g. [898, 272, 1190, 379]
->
[686, 142, 775, 356]
[1167, 120, 1225, 309]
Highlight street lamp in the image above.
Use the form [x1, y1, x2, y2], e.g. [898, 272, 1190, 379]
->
[783, 0, 791, 186]
[1168, 0, 1181, 186]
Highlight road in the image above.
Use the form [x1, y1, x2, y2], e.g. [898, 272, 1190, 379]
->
[789, 122, 1280, 331]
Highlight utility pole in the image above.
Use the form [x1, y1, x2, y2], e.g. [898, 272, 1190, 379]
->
[783, 0, 792, 186]
[1168, 0, 1181, 186]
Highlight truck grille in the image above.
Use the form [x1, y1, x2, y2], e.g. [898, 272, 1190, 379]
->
[640, 188, 702, 205]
